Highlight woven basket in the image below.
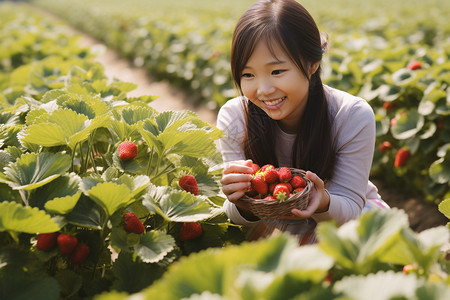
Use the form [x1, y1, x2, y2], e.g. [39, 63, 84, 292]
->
[240, 168, 312, 219]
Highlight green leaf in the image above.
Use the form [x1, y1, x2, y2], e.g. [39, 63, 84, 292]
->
[65, 195, 107, 229]
[18, 108, 111, 150]
[44, 191, 82, 215]
[438, 198, 450, 220]
[391, 108, 425, 140]
[134, 230, 176, 263]
[429, 157, 450, 184]
[317, 208, 409, 274]
[111, 251, 164, 294]
[334, 271, 419, 300]
[0, 246, 60, 300]
[143, 185, 221, 222]
[3, 152, 71, 191]
[87, 182, 133, 216]
[0, 201, 60, 234]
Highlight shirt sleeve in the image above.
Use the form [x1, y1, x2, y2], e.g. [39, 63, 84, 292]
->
[217, 98, 259, 225]
[312, 98, 375, 226]
[216, 97, 246, 163]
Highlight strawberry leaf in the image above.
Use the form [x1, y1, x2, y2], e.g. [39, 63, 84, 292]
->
[317, 208, 409, 274]
[143, 185, 222, 222]
[391, 109, 424, 140]
[334, 271, 419, 300]
[134, 230, 176, 263]
[3, 152, 71, 191]
[0, 201, 60, 234]
[87, 182, 134, 216]
[44, 192, 82, 215]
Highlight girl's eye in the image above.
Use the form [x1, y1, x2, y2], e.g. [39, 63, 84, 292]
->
[241, 73, 253, 78]
[272, 70, 285, 75]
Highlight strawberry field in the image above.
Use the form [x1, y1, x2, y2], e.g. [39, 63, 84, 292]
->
[0, 0, 449, 299]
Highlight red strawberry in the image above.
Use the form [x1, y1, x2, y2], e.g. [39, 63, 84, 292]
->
[251, 163, 260, 175]
[260, 164, 274, 172]
[278, 167, 292, 182]
[402, 264, 417, 275]
[269, 182, 277, 194]
[273, 184, 290, 202]
[407, 60, 421, 70]
[290, 176, 306, 189]
[383, 102, 395, 110]
[278, 182, 293, 193]
[379, 141, 392, 153]
[123, 212, 145, 234]
[179, 222, 202, 241]
[263, 195, 276, 200]
[118, 141, 138, 161]
[36, 232, 59, 251]
[263, 168, 279, 184]
[57, 233, 78, 255]
[294, 187, 304, 194]
[70, 244, 90, 265]
[251, 173, 268, 196]
[179, 174, 199, 195]
[394, 148, 410, 167]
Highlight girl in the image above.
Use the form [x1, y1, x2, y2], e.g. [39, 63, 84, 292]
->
[217, 0, 388, 243]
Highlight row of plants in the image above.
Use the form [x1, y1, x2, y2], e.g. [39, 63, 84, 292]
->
[28, 0, 450, 203]
[0, 3, 243, 299]
[0, 3, 449, 299]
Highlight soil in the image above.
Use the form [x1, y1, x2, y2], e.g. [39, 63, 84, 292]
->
[40, 8, 447, 233]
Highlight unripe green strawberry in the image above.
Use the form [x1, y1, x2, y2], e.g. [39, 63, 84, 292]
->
[70, 244, 90, 265]
[118, 141, 138, 161]
[394, 148, 410, 167]
[251, 173, 268, 196]
[124, 212, 145, 234]
[278, 167, 292, 182]
[290, 176, 306, 189]
[179, 222, 202, 241]
[36, 232, 59, 251]
[57, 233, 78, 255]
[179, 174, 199, 195]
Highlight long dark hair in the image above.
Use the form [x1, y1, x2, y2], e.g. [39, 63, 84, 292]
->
[230, 0, 335, 180]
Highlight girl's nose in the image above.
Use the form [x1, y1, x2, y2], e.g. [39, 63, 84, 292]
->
[257, 79, 276, 97]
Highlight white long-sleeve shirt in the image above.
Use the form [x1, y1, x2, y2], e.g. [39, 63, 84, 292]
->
[217, 84, 380, 226]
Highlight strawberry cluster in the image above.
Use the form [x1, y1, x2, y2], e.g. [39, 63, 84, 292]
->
[246, 164, 307, 202]
[36, 232, 90, 265]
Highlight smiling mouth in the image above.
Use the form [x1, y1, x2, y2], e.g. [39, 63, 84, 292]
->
[261, 96, 286, 106]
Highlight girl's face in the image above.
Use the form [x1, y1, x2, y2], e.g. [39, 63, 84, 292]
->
[240, 40, 318, 133]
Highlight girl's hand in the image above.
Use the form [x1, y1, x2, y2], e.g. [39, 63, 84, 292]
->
[220, 159, 253, 203]
[281, 171, 330, 220]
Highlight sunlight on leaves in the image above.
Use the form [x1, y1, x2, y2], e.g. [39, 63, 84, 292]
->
[143, 185, 221, 222]
[334, 271, 419, 300]
[3, 152, 71, 191]
[87, 182, 133, 216]
[134, 230, 176, 263]
[0, 201, 60, 234]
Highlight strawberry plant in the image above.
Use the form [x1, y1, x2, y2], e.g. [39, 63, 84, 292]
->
[0, 6, 242, 299]
[97, 208, 450, 300]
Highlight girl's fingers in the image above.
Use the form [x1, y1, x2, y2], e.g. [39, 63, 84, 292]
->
[223, 159, 253, 175]
[221, 181, 251, 196]
[221, 173, 252, 186]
